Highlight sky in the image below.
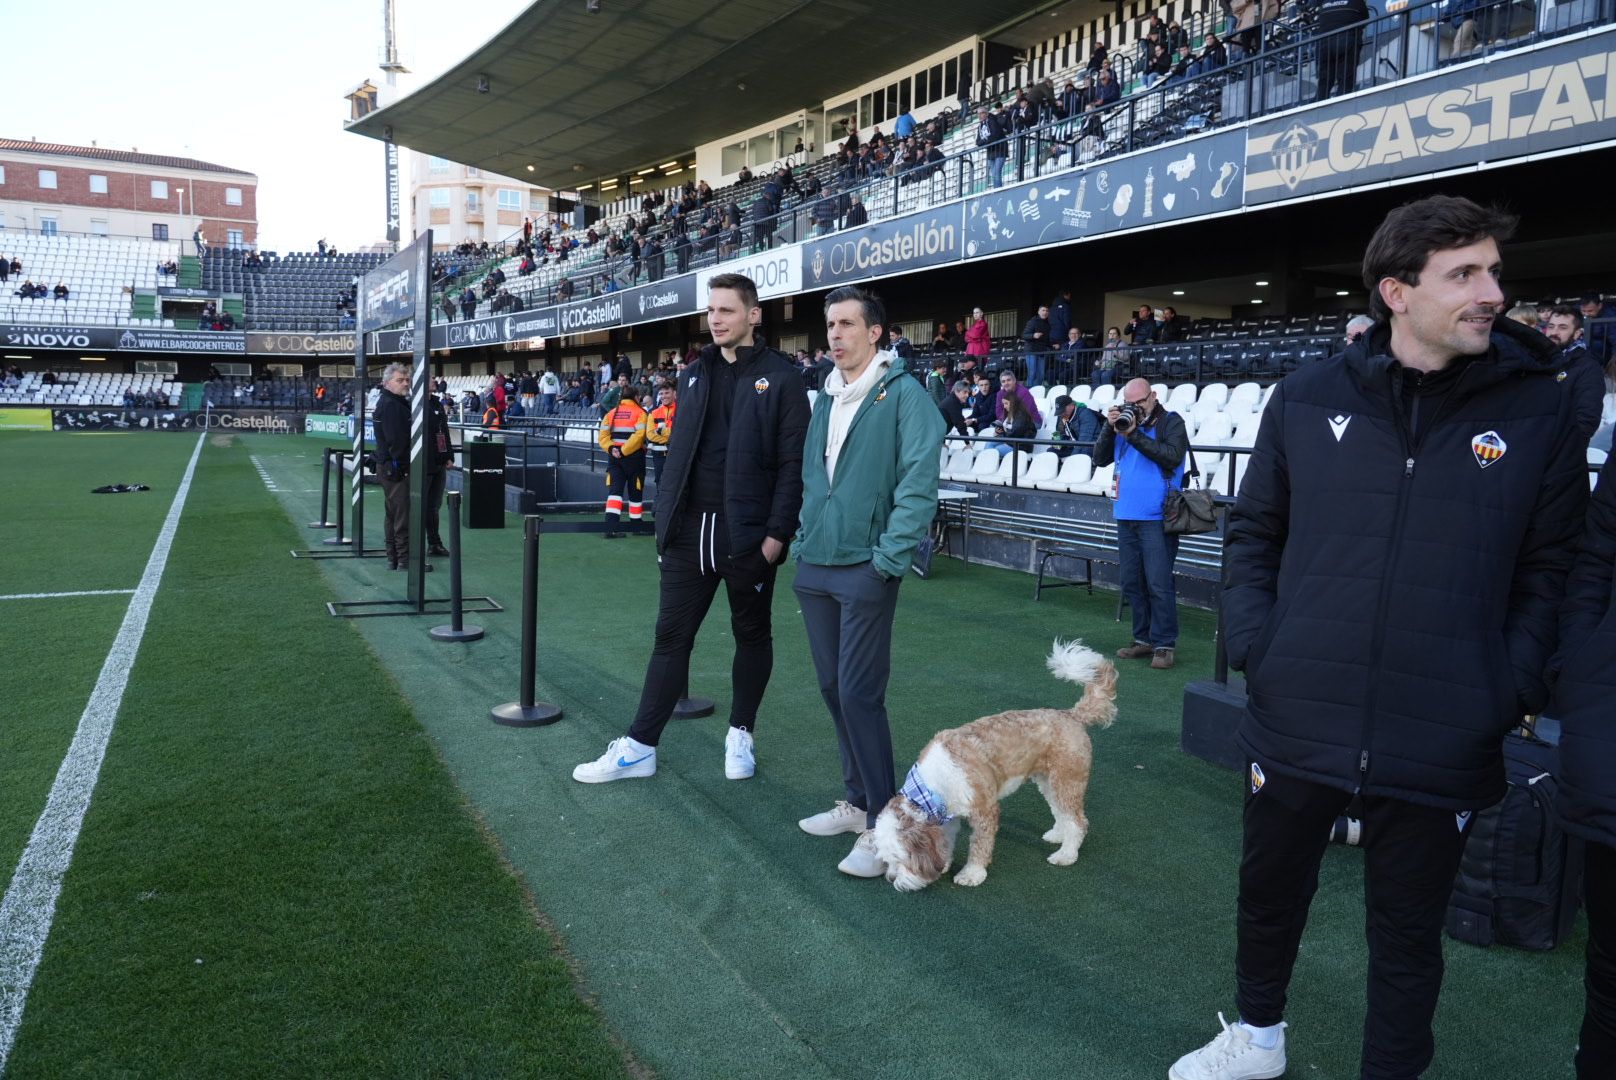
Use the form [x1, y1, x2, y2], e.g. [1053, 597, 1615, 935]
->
[7, 0, 531, 252]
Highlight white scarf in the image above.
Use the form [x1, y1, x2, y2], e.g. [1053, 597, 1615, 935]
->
[822, 352, 892, 483]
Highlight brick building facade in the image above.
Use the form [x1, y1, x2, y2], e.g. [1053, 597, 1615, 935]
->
[0, 138, 257, 247]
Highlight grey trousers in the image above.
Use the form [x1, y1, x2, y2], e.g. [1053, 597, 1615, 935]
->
[793, 560, 902, 829]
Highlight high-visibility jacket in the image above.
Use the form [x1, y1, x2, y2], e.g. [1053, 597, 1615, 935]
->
[646, 402, 676, 452]
[482, 405, 502, 429]
[598, 400, 647, 455]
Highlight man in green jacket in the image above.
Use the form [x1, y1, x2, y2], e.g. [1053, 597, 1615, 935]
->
[793, 285, 944, 878]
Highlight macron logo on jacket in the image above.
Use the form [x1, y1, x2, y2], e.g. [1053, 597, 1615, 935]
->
[1328, 414, 1351, 442]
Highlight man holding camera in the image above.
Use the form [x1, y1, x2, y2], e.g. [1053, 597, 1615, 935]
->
[1092, 377, 1187, 670]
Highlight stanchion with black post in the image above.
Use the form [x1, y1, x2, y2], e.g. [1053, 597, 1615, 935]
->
[673, 686, 715, 720]
[322, 452, 350, 544]
[308, 446, 336, 528]
[491, 514, 563, 727]
[293, 450, 390, 558]
[430, 492, 484, 643]
[1180, 498, 1245, 769]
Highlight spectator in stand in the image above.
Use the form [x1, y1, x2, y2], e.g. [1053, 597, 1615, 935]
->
[932, 322, 958, 352]
[1049, 289, 1073, 350]
[985, 388, 1036, 456]
[940, 380, 978, 437]
[1087, 41, 1110, 73]
[459, 287, 477, 321]
[965, 307, 992, 360]
[518, 371, 539, 413]
[976, 106, 1009, 189]
[925, 355, 951, 404]
[1233, 0, 1281, 54]
[539, 368, 561, 415]
[1191, 32, 1229, 77]
[1126, 304, 1158, 346]
[194, 227, 207, 256]
[1314, 0, 1370, 100]
[557, 277, 575, 302]
[53, 282, 69, 300]
[0, 257, 8, 284]
[1058, 326, 1091, 383]
[1157, 306, 1187, 342]
[1344, 313, 1376, 344]
[994, 368, 1043, 427]
[1545, 305, 1606, 444]
[1580, 293, 1615, 363]
[1021, 305, 1054, 386]
[9, 257, 21, 276]
[1504, 304, 1539, 329]
[439, 293, 457, 323]
[1095, 326, 1130, 385]
[1052, 394, 1105, 457]
[894, 108, 916, 139]
[1142, 43, 1174, 88]
[843, 194, 868, 230]
[599, 372, 630, 415]
[888, 324, 914, 360]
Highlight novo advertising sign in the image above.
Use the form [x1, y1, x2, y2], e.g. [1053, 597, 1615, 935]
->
[1246, 33, 1616, 203]
[964, 129, 1246, 259]
[2, 325, 110, 351]
[0, 407, 51, 430]
[51, 408, 199, 431]
[695, 247, 802, 307]
[203, 410, 303, 433]
[246, 331, 359, 355]
[305, 414, 354, 440]
[803, 205, 964, 288]
[620, 274, 698, 322]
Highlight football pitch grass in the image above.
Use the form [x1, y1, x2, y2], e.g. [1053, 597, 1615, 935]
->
[0, 429, 1588, 1079]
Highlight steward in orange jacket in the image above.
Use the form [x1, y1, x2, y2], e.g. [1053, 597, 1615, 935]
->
[597, 388, 647, 537]
[645, 383, 677, 485]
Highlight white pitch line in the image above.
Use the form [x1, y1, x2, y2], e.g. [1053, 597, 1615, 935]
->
[0, 590, 136, 602]
[0, 431, 206, 1074]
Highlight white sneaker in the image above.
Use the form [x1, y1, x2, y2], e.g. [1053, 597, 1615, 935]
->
[1168, 1013, 1287, 1080]
[571, 737, 656, 784]
[798, 800, 867, 836]
[837, 830, 887, 878]
[724, 726, 755, 780]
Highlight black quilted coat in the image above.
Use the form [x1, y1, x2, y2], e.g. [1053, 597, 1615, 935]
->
[1224, 318, 1588, 810]
[1554, 455, 1616, 847]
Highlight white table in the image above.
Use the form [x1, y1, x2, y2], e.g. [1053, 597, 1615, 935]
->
[936, 489, 980, 566]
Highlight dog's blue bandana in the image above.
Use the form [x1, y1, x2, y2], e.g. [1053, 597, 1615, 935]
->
[902, 763, 954, 825]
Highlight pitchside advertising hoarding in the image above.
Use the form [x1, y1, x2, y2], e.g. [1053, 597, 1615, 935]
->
[305, 414, 353, 440]
[247, 331, 358, 355]
[694, 248, 801, 307]
[1, 324, 246, 353]
[49, 408, 305, 432]
[1245, 32, 1616, 203]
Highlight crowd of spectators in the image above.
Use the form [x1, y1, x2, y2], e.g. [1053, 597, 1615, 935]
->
[11, 279, 66, 300]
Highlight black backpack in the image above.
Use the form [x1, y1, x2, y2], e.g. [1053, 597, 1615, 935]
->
[1445, 725, 1585, 951]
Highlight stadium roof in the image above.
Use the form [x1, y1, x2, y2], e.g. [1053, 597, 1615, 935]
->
[346, 0, 1058, 188]
[0, 138, 255, 177]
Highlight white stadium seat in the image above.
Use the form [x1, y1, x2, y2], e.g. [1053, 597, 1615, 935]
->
[1226, 381, 1263, 414]
[1166, 384, 1199, 414]
[1023, 451, 1061, 486]
[1039, 453, 1093, 492]
[941, 448, 976, 481]
[968, 448, 1002, 482]
[1071, 462, 1114, 497]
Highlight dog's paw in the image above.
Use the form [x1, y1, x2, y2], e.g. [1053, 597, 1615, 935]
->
[953, 865, 987, 887]
[1041, 827, 1062, 843]
[1047, 848, 1079, 866]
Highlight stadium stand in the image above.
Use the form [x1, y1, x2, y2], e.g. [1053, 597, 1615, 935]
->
[0, 234, 181, 327]
[0, 369, 181, 407]
[201, 249, 388, 332]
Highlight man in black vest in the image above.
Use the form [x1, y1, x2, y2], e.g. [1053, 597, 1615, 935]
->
[1171, 196, 1588, 1080]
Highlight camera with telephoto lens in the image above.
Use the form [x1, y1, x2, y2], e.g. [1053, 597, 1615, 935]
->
[1112, 402, 1144, 433]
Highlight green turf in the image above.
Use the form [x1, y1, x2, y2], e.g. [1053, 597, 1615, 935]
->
[3, 433, 634, 1079]
[234, 435, 1588, 1079]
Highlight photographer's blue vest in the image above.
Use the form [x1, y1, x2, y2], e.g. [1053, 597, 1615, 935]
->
[1114, 412, 1184, 521]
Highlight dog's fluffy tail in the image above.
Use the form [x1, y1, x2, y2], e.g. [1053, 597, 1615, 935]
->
[1046, 638, 1117, 728]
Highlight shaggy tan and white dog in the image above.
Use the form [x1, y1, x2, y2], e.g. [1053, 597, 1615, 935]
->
[872, 640, 1117, 891]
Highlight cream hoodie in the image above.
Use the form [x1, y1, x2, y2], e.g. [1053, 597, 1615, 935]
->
[822, 351, 893, 483]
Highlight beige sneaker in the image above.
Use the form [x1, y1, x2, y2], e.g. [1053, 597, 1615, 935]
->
[837, 830, 887, 878]
[798, 800, 867, 836]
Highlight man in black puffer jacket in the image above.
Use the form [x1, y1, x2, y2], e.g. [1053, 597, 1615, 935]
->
[1552, 455, 1616, 1078]
[1171, 196, 1588, 1080]
[572, 272, 811, 786]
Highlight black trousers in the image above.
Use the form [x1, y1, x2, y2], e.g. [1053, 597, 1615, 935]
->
[626, 511, 777, 746]
[604, 453, 645, 526]
[424, 468, 446, 547]
[381, 470, 410, 559]
[1580, 841, 1616, 1077]
[1236, 761, 1472, 1079]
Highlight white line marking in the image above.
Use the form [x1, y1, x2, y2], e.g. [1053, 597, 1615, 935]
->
[0, 432, 206, 1074]
[0, 590, 136, 602]
[248, 454, 278, 492]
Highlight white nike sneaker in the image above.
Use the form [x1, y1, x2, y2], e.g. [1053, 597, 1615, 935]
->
[1168, 1013, 1287, 1080]
[798, 800, 867, 836]
[724, 726, 755, 780]
[571, 737, 657, 784]
[837, 830, 887, 878]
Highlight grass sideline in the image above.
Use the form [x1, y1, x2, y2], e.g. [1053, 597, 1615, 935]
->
[1, 432, 634, 1079]
[3, 430, 1591, 1079]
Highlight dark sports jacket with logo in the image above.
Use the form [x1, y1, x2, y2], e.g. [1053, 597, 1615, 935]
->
[655, 342, 811, 557]
[1224, 317, 1587, 810]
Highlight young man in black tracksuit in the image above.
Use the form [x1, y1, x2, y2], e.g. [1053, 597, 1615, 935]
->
[573, 273, 811, 784]
[1171, 196, 1589, 1080]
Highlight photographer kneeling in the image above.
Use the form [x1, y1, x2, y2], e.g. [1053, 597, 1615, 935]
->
[1093, 377, 1187, 669]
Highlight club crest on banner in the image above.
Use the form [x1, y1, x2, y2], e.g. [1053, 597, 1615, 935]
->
[1270, 122, 1320, 191]
[1471, 430, 1507, 468]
